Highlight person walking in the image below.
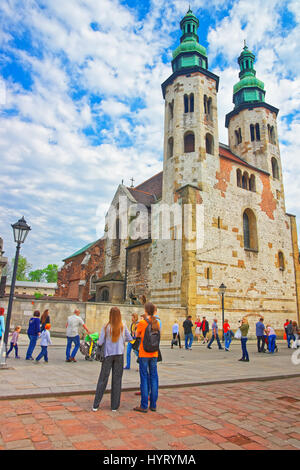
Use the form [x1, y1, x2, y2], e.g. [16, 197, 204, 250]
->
[35, 324, 52, 363]
[26, 311, 41, 360]
[292, 321, 299, 348]
[40, 309, 50, 332]
[201, 316, 209, 344]
[256, 317, 266, 353]
[92, 307, 132, 412]
[207, 318, 223, 350]
[6, 326, 21, 359]
[171, 320, 181, 348]
[286, 320, 294, 348]
[239, 317, 249, 362]
[183, 316, 194, 350]
[223, 319, 232, 351]
[124, 313, 139, 370]
[66, 309, 90, 362]
[266, 325, 277, 354]
[134, 302, 160, 413]
[0, 307, 5, 341]
[195, 316, 202, 343]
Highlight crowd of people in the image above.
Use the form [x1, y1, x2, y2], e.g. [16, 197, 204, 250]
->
[171, 315, 300, 361]
[0, 303, 299, 414]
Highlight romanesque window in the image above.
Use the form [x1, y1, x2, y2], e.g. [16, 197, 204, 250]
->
[184, 94, 189, 113]
[250, 123, 260, 142]
[90, 275, 97, 293]
[112, 218, 121, 257]
[268, 125, 276, 145]
[205, 133, 214, 154]
[189, 93, 194, 113]
[205, 267, 212, 280]
[237, 169, 242, 187]
[278, 251, 285, 271]
[255, 123, 261, 141]
[243, 209, 258, 251]
[271, 157, 279, 179]
[235, 128, 242, 145]
[249, 174, 256, 192]
[184, 94, 194, 113]
[167, 137, 173, 159]
[242, 172, 249, 190]
[168, 100, 174, 124]
[204, 95, 212, 119]
[184, 132, 195, 153]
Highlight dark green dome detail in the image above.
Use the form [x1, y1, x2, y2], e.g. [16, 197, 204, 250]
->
[172, 8, 208, 72]
[233, 43, 266, 108]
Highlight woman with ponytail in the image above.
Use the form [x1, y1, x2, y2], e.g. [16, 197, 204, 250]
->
[134, 302, 160, 413]
[92, 307, 132, 412]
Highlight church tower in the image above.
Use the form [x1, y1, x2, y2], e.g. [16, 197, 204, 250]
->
[161, 8, 219, 204]
[225, 44, 282, 186]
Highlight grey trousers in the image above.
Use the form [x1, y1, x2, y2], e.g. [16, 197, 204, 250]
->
[93, 354, 124, 410]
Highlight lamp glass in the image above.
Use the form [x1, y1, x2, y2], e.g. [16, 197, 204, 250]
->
[12, 217, 31, 244]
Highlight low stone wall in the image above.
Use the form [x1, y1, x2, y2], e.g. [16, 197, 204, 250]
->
[0, 297, 288, 340]
[0, 298, 187, 341]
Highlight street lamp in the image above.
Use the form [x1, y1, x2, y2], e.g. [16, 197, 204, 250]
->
[218, 282, 227, 341]
[0, 217, 31, 367]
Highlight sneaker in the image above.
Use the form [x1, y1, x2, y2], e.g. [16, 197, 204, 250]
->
[71, 358, 77, 362]
[111, 409, 117, 412]
[207, 346, 212, 349]
[92, 408, 99, 412]
[133, 406, 148, 413]
[150, 407, 157, 412]
[65, 359, 72, 362]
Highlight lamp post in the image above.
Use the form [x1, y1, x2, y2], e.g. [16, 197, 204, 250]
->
[218, 282, 227, 342]
[0, 217, 31, 367]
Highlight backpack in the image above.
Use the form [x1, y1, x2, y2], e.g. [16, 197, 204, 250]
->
[143, 318, 160, 353]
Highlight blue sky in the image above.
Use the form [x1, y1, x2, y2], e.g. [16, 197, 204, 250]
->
[0, 0, 299, 271]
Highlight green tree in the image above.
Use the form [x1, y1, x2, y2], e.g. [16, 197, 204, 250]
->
[43, 264, 58, 283]
[12, 255, 32, 281]
[28, 269, 45, 282]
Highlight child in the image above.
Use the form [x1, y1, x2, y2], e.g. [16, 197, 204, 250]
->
[6, 326, 21, 359]
[35, 324, 52, 363]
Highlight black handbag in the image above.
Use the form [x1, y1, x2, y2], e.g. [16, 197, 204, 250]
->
[157, 349, 162, 362]
[132, 337, 141, 351]
[96, 343, 105, 362]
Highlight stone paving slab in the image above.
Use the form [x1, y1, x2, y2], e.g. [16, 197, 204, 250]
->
[0, 377, 299, 450]
[0, 335, 299, 399]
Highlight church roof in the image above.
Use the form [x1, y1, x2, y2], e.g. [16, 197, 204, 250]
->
[127, 171, 163, 206]
[219, 144, 269, 174]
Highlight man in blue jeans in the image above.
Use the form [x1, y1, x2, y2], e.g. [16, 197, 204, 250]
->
[26, 311, 41, 360]
[183, 316, 194, 350]
[207, 318, 223, 350]
[66, 309, 90, 362]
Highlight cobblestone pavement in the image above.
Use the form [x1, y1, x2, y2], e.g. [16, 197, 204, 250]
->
[0, 377, 299, 450]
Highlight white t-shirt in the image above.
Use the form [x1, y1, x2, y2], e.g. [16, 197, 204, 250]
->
[66, 314, 84, 337]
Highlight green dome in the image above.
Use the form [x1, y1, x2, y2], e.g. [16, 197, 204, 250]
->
[173, 40, 207, 60]
[233, 75, 265, 94]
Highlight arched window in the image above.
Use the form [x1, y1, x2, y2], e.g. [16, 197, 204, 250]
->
[237, 169, 242, 187]
[112, 218, 121, 256]
[250, 124, 255, 142]
[90, 275, 97, 293]
[249, 174, 256, 192]
[255, 123, 260, 141]
[205, 133, 214, 154]
[278, 251, 285, 271]
[184, 132, 195, 153]
[268, 125, 276, 144]
[100, 288, 109, 302]
[189, 93, 194, 113]
[242, 172, 249, 190]
[184, 94, 189, 113]
[271, 157, 279, 179]
[205, 267, 212, 280]
[167, 137, 173, 159]
[204, 95, 212, 119]
[243, 209, 258, 251]
[168, 100, 174, 121]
